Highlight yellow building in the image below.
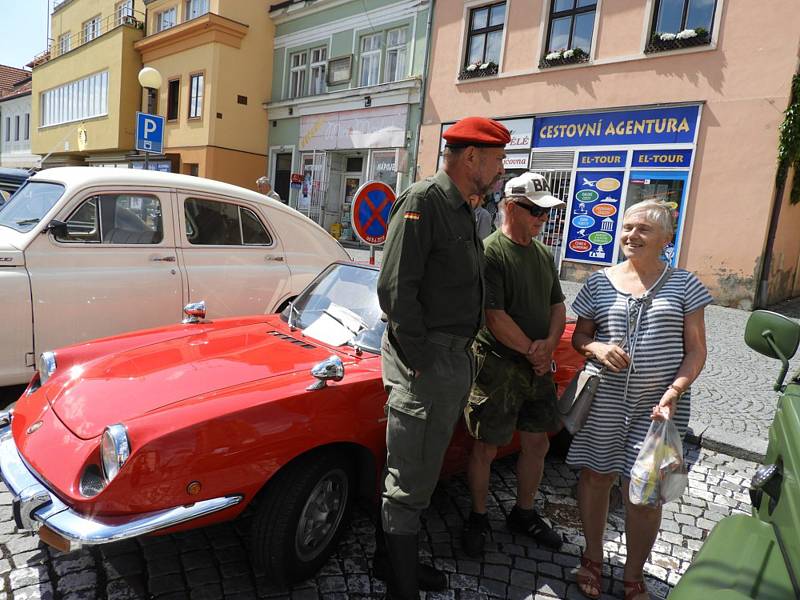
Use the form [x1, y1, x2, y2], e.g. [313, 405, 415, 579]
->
[135, 0, 274, 189]
[32, 0, 147, 167]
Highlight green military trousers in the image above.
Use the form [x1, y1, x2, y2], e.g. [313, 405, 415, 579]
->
[380, 329, 475, 535]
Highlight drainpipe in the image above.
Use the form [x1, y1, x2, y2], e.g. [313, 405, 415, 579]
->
[410, 0, 435, 184]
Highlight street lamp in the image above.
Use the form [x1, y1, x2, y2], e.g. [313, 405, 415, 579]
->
[137, 67, 163, 169]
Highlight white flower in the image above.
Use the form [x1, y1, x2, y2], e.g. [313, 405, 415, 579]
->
[676, 28, 698, 39]
[563, 49, 575, 58]
[545, 51, 562, 60]
[659, 32, 676, 41]
[466, 64, 477, 71]
[479, 62, 490, 69]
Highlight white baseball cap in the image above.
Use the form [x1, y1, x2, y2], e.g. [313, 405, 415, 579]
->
[504, 172, 566, 209]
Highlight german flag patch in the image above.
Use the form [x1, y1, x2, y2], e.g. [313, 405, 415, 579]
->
[404, 211, 421, 221]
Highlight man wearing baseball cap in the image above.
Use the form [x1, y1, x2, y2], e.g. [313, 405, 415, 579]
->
[462, 171, 567, 557]
[374, 116, 508, 598]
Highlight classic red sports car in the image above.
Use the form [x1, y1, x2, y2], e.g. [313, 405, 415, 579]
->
[0, 262, 581, 586]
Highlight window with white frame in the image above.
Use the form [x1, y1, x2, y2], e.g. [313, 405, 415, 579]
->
[309, 47, 327, 95]
[24, 113, 30, 140]
[544, 0, 597, 55]
[14, 116, 20, 142]
[359, 33, 382, 87]
[115, 0, 133, 25]
[83, 15, 101, 43]
[40, 71, 109, 127]
[58, 32, 71, 55]
[155, 6, 177, 32]
[185, 0, 208, 21]
[4, 117, 10, 142]
[189, 73, 204, 118]
[289, 51, 307, 99]
[385, 27, 408, 82]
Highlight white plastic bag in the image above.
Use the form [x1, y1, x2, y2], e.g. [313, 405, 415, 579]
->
[629, 419, 688, 507]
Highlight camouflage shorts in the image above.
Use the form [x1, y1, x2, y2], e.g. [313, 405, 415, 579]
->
[464, 346, 560, 446]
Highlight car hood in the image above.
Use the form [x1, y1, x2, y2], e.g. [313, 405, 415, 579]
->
[48, 323, 338, 439]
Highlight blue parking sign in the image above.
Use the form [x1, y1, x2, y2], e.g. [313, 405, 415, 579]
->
[136, 112, 165, 154]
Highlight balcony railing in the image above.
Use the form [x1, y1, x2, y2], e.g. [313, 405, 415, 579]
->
[31, 10, 144, 67]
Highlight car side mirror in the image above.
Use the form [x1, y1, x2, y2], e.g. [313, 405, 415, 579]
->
[182, 301, 207, 324]
[307, 356, 344, 391]
[744, 310, 800, 390]
[44, 219, 68, 237]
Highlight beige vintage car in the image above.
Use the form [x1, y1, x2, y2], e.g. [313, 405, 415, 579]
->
[0, 167, 350, 386]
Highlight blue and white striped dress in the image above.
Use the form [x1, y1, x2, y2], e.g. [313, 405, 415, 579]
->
[566, 267, 713, 476]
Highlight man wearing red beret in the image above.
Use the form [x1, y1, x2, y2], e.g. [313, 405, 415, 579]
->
[373, 116, 508, 598]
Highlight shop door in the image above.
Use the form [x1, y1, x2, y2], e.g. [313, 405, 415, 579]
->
[326, 153, 345, 235]
[274, 153, 292, 204]
[624, 170, 689, 265]
[536, 170, 571, 271]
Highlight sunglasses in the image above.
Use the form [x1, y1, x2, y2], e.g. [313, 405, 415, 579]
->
[513, 201, 550, 218]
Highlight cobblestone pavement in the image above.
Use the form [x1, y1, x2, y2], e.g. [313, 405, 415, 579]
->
[0, 444, 755, 599]
[347, 247, 798, 460]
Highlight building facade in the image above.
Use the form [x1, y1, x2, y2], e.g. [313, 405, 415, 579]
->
[31, 0, 147, 168]
[419, 0, 800, 308]
[0, 67, 37, 169]
[266, 0, 431, 240]
[134, 0, 274, 189]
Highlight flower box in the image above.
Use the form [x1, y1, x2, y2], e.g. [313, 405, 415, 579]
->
[539, 48, 589, 69]
[645, 28, 710, 54]
[458, 61, 499, 80]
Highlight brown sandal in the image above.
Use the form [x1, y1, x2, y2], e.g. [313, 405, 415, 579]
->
[576, 555, 602, 599]
[623, 579, 649, 600]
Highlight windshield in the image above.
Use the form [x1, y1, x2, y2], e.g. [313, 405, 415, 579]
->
[281, 263, 385, 353]
[0, 181, 65, 232]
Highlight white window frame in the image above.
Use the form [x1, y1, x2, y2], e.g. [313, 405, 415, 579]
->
[58, 32, 71, 55]
[3, 117, 9, 142]
[188, 73, 204, 119]
[358, 33, 382, 87]
[384, 27, 409, 83]
[24, 113, 30, 140]
[40, 71, 109, 128]
[155, 6, 177, 32]
[289, 50, 308, 99]
[115, 0, 133, 25]
[309, 47, 327, 96]
[83, 15, 101, 43]
[185, 0, 208, 21]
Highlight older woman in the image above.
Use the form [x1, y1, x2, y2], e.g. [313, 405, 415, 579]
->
[569, 200, 711, 600]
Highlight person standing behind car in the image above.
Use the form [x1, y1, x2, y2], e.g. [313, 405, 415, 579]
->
[374, 116, 509, 599]
[256, 176, 281, 202]
[461, 172, 567, 557]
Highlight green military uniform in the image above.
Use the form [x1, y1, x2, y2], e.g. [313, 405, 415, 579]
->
[377, 169, 485, 535]
[465, 231, 565, 446]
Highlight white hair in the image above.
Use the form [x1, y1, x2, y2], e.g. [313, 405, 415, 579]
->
[624, 200, 675, 236]
[256, 176, 269, 185]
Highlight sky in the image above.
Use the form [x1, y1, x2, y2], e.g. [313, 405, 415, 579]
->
[0, 0, 50, 70]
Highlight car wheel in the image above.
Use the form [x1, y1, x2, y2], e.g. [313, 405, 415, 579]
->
[251, 451, 354, 586]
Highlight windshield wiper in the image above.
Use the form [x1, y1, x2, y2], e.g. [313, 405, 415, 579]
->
[15, 218, 40, 226]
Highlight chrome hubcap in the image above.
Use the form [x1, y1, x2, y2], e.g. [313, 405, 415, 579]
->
[295, 468, 348, 562]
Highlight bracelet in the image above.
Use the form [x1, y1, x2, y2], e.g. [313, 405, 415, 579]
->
[668, 384, 686, 397]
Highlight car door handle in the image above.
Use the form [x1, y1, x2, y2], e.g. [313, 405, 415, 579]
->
[151, 256, 176, 262]
[265, 255, 284, 262]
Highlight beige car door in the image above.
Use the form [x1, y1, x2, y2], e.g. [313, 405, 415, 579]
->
[177, 193, 291, 317]
[25, 187, 186, 355]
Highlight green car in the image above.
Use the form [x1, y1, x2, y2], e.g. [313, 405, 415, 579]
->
[671, 310, 799, 599]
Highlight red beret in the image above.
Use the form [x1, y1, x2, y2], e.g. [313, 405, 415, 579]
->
[442, 116, 511, 148]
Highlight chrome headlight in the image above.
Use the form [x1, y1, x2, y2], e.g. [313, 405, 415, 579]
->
[36, 351, 57, 385]
[101, 424, 130, 483]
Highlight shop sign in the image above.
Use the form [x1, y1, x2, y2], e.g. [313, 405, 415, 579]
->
[300, 105, 408, 151]
[290, 173, 304, 188]
[577, 151, 627, 168]
[503, 153, 530, 170]
[439, 117, 534, 153]
[351, 181, 396, 246]
[534, 105, 699, 148]
[631, 149, 693, 168]
[564, 170, 625, 265]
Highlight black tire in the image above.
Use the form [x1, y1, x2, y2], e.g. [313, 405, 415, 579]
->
[251, 450, 355, 587]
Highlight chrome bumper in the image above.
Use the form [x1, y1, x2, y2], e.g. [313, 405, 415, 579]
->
[0, 417, 242, 551]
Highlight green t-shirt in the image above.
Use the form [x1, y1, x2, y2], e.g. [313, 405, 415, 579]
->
[476, 230, 565, 359]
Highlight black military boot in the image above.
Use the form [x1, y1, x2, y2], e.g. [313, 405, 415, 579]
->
[373, 519, 447, 592]
[382, 532, 419, 600]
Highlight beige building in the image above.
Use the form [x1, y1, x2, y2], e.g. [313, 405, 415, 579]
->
[135, 0, 274, 189]
[419, 0, 800, 308]
[31, 0, 147, 167]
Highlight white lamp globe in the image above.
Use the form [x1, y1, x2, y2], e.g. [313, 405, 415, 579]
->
[138, 67, 163, 90]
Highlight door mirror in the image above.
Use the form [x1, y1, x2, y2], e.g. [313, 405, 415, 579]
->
[744, 310, 800, 390]
[44, 219, 68, 238]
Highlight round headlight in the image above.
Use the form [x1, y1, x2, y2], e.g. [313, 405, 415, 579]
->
[101, 424, 130, 483]
[37, 351, 57, 385]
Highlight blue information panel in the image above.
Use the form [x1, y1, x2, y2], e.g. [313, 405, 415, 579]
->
[136, 112, 165, 154]
[576, 150, 627, 169]
[631, 149, 693, 168]
[564, 169, 625, 265]
[534, 105, 700, 148]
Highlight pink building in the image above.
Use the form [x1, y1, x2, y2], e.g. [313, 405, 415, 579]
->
[418, 0, 800, 308]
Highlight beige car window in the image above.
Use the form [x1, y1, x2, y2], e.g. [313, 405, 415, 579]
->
[185, 198, 272, 246]
[57, 194, 163, 244]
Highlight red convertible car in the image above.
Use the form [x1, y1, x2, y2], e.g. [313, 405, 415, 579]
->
[0, 262, 581, 586]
